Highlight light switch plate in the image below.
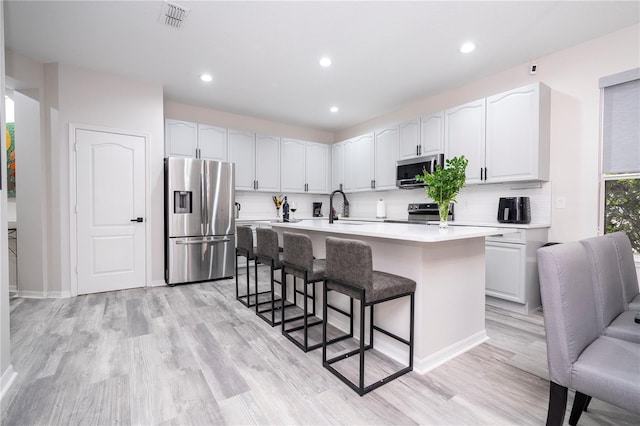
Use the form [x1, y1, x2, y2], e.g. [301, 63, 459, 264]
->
[556, 196, 566, 209]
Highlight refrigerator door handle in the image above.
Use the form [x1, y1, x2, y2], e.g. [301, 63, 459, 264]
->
[175, 237, 231, 245]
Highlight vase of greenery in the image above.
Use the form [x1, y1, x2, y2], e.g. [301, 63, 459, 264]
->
[415, 156, 468, 228]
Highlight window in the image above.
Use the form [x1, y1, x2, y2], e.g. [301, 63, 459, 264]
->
[600, 69, 640, 253]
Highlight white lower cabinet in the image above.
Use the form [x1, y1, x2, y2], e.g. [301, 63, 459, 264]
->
[485, 228, 548, 313]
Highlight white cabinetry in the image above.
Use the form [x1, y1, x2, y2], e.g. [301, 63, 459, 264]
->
[281, 139, 330, 194]
[485, 228, 548, 313]
[228, 129, 256, 191]
[374, 126, 399, 190]
[229, 131, 281, 192]
[198, 124, 227, 161]
[398, 119, 421, 159]
[332, 141, 345, 191]
[255, 135, 281, 192]
[444, 99, 486, 184]
[485, 82, 550, 182]
[305, 142, 330, 194]
[351, 133, 375, 192]
[420, 111, 444, 156]
[165, 119, 227, 160]
[165, 119, 197, 157]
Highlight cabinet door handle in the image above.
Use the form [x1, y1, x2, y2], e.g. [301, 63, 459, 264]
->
[416, 145, 419, 156]
[484, 167, 488, 181]
[480, 167, 484, 181]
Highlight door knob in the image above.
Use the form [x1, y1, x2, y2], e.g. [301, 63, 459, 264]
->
[130, 217, 144, 223]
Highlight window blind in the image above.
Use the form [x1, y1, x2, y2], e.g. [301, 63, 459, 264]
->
[602, 78, 640, 174]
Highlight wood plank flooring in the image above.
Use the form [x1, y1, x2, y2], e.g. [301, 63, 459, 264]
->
[3, 265, 640, 425]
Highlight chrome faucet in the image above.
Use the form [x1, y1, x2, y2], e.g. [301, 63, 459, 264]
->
[329, 189, 349, 224]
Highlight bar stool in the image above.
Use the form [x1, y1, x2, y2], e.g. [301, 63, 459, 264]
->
[235, 226, 270, 308]
[322, 236, 416, 396]
[281, 232, 326, 352]
[254, 227, 291, 326]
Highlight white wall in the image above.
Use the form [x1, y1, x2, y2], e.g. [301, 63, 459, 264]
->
[1, 0, 18, 398]
[336, 24, 640, 243]
[52, 64, 165, 290]
[164, 100, 334, 144]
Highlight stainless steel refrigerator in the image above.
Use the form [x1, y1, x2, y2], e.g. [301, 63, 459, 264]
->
[165, 157, 235, 285]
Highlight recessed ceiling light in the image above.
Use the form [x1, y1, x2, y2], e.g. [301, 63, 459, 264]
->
[330, 106, 339, 113]
[200, 73, 213, 82]
[459, 42, 476, 54]
[319, 57, 332, 67]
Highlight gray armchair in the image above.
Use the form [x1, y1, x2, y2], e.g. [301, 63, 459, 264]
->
[581, 235, 640, 343]
[537, 242, 640, 425]
[608, 231, 640, 311]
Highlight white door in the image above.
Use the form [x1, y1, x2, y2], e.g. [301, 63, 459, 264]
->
[76, 129, 146, 294]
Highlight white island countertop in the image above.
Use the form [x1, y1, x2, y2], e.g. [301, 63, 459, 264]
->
[270, 219, 513, 243]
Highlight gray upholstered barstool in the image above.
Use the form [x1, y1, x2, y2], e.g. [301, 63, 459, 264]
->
[236, 226, 270, 308]
[254, 227, 292, 326]
[281, 232, 326, 352]
[323, 236, 416, 396]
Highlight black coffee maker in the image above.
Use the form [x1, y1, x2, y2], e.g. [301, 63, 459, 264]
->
[313, 202, 323, 217]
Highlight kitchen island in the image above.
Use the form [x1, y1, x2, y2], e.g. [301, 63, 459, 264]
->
[270, 219, 513, 374]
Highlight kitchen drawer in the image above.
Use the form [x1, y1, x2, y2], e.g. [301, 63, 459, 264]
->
[485, 229, 527, 244]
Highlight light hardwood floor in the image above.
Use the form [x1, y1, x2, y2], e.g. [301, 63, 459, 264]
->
[3, 265, 639, 425]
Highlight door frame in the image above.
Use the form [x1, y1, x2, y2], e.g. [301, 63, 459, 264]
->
[69, 123, 151, 297]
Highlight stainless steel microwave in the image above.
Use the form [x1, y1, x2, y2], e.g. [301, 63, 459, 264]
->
[396, 154, 444, 189]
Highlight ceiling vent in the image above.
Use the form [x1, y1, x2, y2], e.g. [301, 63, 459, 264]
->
[159, 1, 189, 30]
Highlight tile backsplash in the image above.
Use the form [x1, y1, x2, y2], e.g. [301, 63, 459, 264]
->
[345, 181, 552, 224]
[236, 181, 551, 225]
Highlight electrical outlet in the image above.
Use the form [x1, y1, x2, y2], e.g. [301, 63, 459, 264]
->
[556, 196, 566, 209]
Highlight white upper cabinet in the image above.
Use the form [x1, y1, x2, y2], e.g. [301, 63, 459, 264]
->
[445, 98, 486, 184]
[280, 139, 329, 194]
[398, 119, 421, 159]
[280, 138, 306, 193]
[305, 142, 330, 194]
[165, 119, 197, 157]
[255, 135, 281, 192]
[485, 82, 550, 182]
[332, 141, 345, 191]
[343, 139, 356, 192]
[228, 129, 256, 191]
[374, 126, 399, 190]
[165, 119, 229, 161]
[420, 112, 444, 156]
[198, 124, 227, 161]
[352, 133, 376, 192]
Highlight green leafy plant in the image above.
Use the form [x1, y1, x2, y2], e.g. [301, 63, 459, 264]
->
[415, 156, 468, 222]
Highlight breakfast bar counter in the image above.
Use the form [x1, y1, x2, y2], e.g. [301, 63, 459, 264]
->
[270, 219, 513, 374]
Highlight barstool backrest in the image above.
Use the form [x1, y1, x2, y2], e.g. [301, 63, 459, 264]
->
[325, 237, 373, 290]
[256, 228, 280, 266]
[283, 232, 314, 271]
[237, 226, 254, 257]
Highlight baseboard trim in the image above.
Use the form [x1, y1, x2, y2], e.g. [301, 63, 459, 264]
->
[1, 365, 18, 401]
[15, 290, 72, 299]
[413, 330, 489, 375]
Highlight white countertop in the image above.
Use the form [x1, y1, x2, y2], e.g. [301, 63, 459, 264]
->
[270, 219, 513, 243]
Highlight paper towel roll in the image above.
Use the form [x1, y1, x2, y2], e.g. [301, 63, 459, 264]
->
[376, 199, 386, 219]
